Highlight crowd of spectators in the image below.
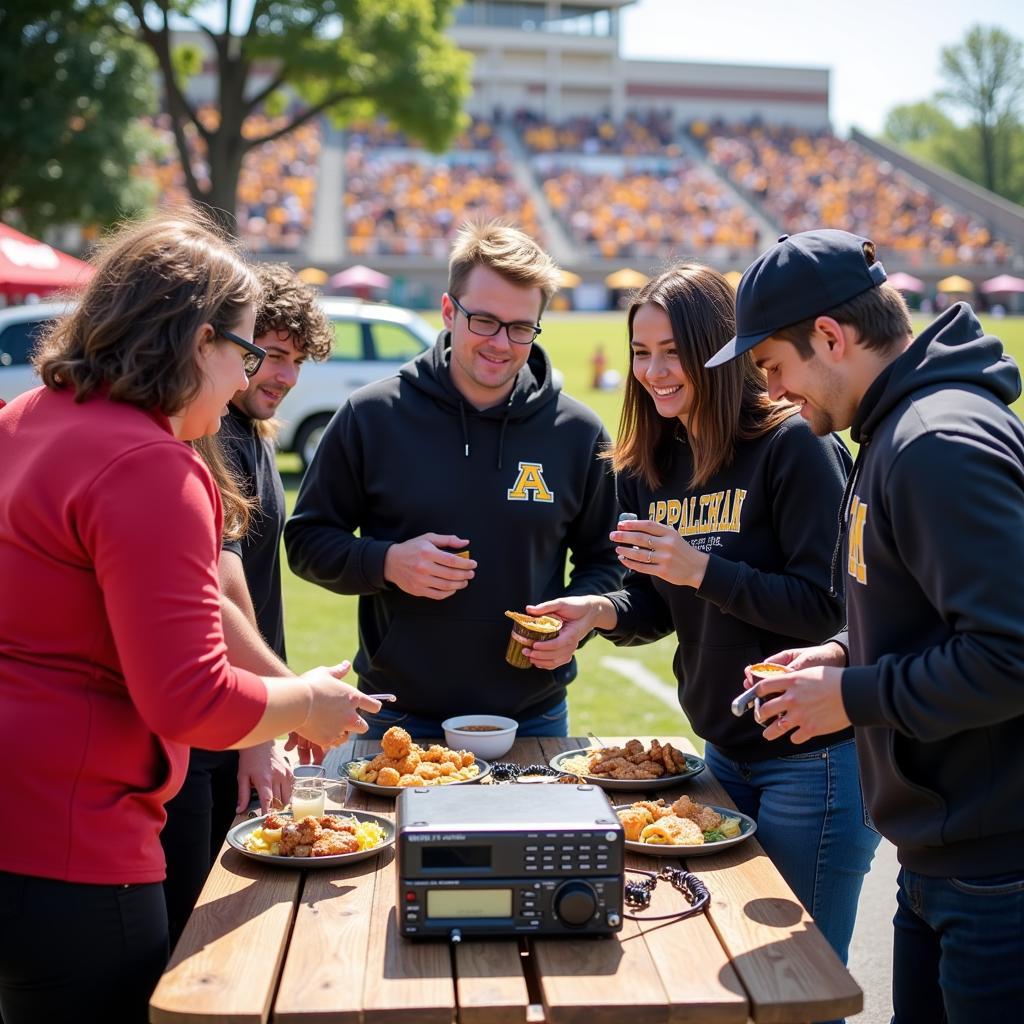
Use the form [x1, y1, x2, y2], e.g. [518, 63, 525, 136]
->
[692, 121, 1013, 265]
[540, 161, 761, 260]
[134, 108, 320, 253]
[514, 110, 680, 156]
[342, 116, 541, 256]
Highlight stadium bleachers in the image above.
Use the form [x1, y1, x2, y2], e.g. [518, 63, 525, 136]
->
[692, 120, 1014, 265]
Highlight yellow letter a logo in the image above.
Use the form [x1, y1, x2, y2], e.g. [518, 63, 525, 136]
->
[507, 462, 554, 503]
[847, 496, 868, 585]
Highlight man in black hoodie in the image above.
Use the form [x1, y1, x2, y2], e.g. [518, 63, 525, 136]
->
[285, 222, 621, 737]
[707, 229, 1024, 1022]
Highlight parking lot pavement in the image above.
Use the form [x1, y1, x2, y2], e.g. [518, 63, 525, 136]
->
[848, 837, 898, 1023]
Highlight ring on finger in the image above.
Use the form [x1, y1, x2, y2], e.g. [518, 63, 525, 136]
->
[646, 550, 654, 564]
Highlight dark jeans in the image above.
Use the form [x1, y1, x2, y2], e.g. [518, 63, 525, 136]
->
[892, 865, 1024, 1022]
[363, 697, 570, 741]
[160, 747, 240, 949]
[0, 870, 168, 1024]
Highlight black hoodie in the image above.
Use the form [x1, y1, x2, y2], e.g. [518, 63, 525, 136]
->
[837, 303, 1024, 877]
[604, 413, 852, 761]
[284, 333, 622, 721]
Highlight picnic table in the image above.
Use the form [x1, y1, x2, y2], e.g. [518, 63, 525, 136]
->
[150, 736, 862, 1023]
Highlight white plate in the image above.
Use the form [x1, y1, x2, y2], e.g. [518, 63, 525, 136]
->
[226, 810, 394, 868]
[613, 803, 757, 857]
[343, 757, 491, 797]
[549, 747, 705, 792]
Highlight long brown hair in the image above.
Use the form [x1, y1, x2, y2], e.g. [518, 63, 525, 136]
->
[189, 435, 254, 542]
[35, 207, 259, 415]
[608, 263, 796, 489]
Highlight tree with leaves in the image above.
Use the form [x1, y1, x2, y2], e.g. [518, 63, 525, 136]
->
[883, 24, 1024, 206]
[938, 24, 1024, 199]
[0, 1, 157, 234]
[92, 0, 472, 227]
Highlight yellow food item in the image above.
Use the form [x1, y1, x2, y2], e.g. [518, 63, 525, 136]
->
[719, 817, 742, 838]
[638, 815, 704, 846]
[617, 806, 653, 841]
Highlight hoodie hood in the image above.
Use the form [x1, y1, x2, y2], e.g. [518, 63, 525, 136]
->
[852, 302, 1021, 445]
[399, 330, 561, 467]
[401, 329, 560, 421]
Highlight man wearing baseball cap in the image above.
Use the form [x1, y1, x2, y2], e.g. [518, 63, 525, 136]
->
[708, 229, 1024, 1020]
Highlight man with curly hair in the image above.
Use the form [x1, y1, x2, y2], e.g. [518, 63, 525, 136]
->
[161, 263, 334, 946]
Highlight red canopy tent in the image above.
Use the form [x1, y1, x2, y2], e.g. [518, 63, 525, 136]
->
[0, 223, 93, 301]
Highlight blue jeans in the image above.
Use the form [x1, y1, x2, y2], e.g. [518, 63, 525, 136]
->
[892, 866, 1024, 1023]
[363, 698, 569, 742]
[705, 739, 879, 968]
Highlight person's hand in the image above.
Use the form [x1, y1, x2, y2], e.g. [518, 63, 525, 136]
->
[236, 740, 293, 814]
[298, 662, 382, 748]
[753, 665, 850, 745]
[742, 641, 848, 686]
[283, 732, 326, 765]
[517, 596, 613, 670]
[611, 519, 709, 589]
[383, 533, 476, 600]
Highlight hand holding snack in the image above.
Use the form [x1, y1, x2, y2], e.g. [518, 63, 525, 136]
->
[383, 533, 476, 600]
[513, 595, 616, 670]
[504, 610, 563, 669]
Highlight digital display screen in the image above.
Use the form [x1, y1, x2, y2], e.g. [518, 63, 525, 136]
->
[426, 889, 513, 919]
[421, 846, 491, 869]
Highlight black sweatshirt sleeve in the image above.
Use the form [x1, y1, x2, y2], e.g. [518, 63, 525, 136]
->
[283, 403, 392, 595]
[842, 432, 1024, 739]
[695, 422, 847, 642]
[561, 425, 625, 599]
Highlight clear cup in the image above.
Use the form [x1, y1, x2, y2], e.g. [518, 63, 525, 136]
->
[292, 764, 326, 780]
[290, 777, 325, 820]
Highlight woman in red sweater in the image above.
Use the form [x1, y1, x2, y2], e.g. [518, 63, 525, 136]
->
[0, 211, 379, 1023]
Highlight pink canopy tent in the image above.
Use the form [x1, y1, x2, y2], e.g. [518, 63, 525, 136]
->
[886, 271, 925, 293]
[328, 264, 391, 296]
[0, 223, 93, 300]
[980, 274, 1024, 295]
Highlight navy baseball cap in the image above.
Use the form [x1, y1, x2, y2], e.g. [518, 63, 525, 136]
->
[705, 229, 887, 367]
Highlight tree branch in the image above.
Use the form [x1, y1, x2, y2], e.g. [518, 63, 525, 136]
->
[244, 90, 368, 149]
[244, 69, 289, 114]
[128, 0, 206, 196]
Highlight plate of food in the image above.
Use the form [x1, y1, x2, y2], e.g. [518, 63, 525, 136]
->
[614, 796, 756, 857]
[343, 726, 491, 795]
[226, 810, 395, 867]
[549, 739, 705, 792]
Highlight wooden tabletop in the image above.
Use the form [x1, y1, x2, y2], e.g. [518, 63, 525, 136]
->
[150, 736, 862, 1024]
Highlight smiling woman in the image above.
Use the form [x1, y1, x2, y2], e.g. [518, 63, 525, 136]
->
[524, 262, 880, 972]
[0, 208, 381, 1024]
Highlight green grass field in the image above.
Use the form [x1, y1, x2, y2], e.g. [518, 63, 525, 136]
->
[279, 312, 1024, 747]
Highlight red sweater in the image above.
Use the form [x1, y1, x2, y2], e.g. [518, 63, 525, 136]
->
[0, 387, 268, 883]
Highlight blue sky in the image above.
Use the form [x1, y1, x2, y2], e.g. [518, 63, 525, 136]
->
[619, 0, 1024, 134]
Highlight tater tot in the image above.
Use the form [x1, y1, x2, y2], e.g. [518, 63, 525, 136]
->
[381, 726, 412, 759]
[376, 767, 401, 787]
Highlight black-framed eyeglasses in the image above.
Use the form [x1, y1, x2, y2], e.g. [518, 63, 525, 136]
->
[220, 330, 267, 377]
[448, 293, 542, 346]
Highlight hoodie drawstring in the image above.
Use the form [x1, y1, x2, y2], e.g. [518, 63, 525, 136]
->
[830, 440, 868, 597]
[497, 410, 511, 470]
[458, 401, 470, 458]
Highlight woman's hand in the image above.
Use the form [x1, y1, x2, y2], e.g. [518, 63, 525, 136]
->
[283, 732, 326, 765]
[753, 665, 851, 745]
[611, 519, 709, 589]
[236, 740, 293, 814]
[517, 596, 616, 670]
[298, 662, 382, 748]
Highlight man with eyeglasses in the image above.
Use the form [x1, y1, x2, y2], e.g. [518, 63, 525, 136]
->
[286, 221, 621, 738]
[162, 264, 334, 946]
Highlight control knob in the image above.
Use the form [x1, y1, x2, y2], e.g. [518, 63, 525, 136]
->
[553, 881, 597, 926]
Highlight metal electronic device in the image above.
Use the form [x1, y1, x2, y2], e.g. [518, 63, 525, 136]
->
[396, 784, 624, 940]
